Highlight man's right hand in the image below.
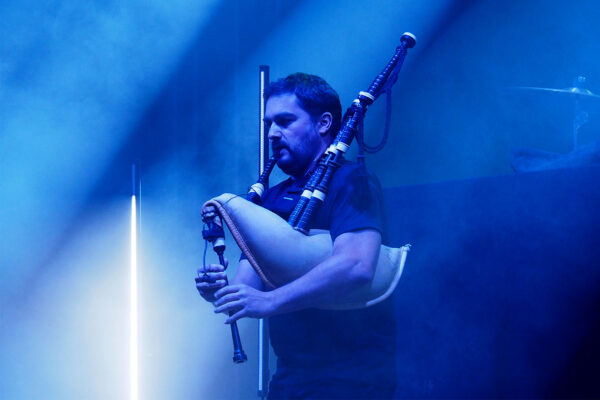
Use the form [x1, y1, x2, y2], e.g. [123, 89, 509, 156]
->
[195, 261, 228, 303]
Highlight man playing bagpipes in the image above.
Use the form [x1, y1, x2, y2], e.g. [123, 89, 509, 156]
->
[197, 73, 404, 399]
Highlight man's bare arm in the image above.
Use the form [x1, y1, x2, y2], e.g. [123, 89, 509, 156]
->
[232, 259, 265, 290]
[213, 229, 381, 322]
[268, 229, 381, 313]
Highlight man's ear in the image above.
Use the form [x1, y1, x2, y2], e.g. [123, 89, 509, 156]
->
[317, 112, 333, 137]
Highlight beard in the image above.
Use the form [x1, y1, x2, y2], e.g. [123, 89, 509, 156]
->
[271, 131, 325, 178]
[274, 147, 313, 178]
[276, 149, 301, 177]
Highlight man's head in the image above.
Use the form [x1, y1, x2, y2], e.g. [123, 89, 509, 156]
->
[264, 73, 342, 178]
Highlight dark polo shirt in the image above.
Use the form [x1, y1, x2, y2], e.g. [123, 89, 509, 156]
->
[260, 161, 397, 399]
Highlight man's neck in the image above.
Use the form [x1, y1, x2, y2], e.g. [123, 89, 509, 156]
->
[292, 152, 326, 180]
[289, 139, 332, 180]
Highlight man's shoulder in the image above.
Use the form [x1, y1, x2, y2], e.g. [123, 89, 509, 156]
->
[336, 160, 377, 178]
[337, 159, 364, 173]
[262, 160, 380, 204]
[331, 160, 381, 190]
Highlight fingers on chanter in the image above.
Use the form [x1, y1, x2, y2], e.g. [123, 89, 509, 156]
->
[214, 284, 238, 300]
[197, 263, 226, 275]
[215, 297, 242, 314]
[196, 278, 226, 289]
[225, 308, 246, 324]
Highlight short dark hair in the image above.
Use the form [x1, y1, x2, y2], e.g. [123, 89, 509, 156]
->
[265, 73, 342, 138]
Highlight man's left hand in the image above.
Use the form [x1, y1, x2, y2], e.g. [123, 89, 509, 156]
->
[213, 284, 275, 324]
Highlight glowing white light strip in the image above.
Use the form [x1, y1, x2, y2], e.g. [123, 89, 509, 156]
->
[258, 318, 265, 391]
[130, 195, 138, 400]
[260, 70, 266, 173]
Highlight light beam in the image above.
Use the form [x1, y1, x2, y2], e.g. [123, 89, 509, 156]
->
[130, 193, 138, 400]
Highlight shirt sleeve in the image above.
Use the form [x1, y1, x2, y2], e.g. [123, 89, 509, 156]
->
[326, 163, 386, 241]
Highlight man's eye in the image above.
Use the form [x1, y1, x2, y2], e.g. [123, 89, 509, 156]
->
[277, 118, 293, 128]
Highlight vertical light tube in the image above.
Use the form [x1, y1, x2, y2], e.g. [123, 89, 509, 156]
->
[257, 65, 270, 399]
[130, 191, 138, 400]
[259, 66, 268, 174]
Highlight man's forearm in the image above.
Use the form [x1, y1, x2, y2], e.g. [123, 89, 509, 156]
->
[268, 229, 381, 314]
[212, 230, 380, 322]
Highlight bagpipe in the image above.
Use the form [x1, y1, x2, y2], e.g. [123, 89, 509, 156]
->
[199, 33, 416, 363]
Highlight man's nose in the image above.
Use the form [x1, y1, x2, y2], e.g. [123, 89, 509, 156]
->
[268, 124, 282, 140]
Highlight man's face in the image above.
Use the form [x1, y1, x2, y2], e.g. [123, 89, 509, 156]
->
[264, 93, 324, 178]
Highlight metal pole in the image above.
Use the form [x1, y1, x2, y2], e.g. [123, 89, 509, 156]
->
[257, 65, 270, 399]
